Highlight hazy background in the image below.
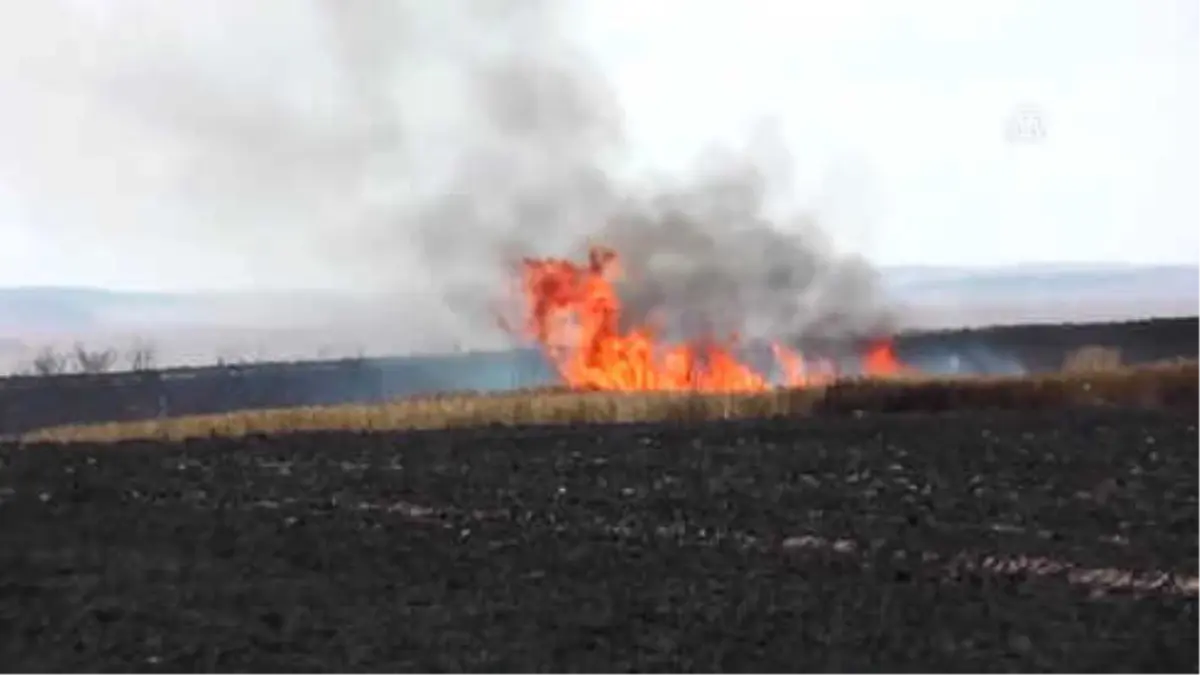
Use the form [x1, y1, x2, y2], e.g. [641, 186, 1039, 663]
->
[0, 0, 1195, 371]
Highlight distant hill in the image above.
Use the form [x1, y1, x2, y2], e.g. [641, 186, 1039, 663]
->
[0, 263, 1194, 372]
[883, 263, 1196, 297]
[0, 286, 360, 334]
[882, 263, 1196, 328]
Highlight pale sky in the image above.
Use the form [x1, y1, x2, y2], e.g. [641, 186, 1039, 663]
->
[0, 0, 1196, 292]
[578, 0, 1199, 268]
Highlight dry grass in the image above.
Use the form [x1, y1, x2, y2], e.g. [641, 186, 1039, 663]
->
[819, 360, 1196, 415]
[21, 387, 823, 444]
[21, 360, 1197, 445]
[1061, 345, 1124, 372]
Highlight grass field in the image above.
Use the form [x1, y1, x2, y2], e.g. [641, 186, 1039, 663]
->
[4, 315, 1195, 439]
[23, 359, 1198, 444]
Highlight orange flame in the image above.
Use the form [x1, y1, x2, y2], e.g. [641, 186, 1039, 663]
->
[512, 246, 905, 392]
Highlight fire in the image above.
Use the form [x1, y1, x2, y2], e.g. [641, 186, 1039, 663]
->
[863, 339, 902, 376]
[513, 245, 905, 392]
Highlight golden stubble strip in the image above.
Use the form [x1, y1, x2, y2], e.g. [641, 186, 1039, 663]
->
[18, 360, 1198, 445]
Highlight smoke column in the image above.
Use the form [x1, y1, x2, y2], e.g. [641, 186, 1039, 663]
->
[595, 133, 896, 344]
[0, 0, 896, 355]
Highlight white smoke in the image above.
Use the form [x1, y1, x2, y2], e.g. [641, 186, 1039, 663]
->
[0, 0, 895, 357]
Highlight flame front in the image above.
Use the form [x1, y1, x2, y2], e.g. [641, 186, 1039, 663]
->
[514, 246, 903, 392]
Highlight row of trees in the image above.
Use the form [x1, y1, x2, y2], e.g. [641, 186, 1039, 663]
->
[12, 341, 374, 377]
[18, 342, 157, 376]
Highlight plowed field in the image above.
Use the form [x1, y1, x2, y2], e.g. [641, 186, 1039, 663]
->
[1, 408, 1196, 672]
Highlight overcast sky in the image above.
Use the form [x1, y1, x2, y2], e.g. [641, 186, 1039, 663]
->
[0, 0, 1195, 292]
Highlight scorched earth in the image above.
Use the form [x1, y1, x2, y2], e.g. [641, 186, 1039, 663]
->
[0, 407, 1195, 672]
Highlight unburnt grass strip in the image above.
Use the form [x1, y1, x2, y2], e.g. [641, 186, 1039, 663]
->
[22, 361, 1197, 444]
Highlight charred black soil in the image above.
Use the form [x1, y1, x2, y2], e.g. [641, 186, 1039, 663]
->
[1, 408, 1196, 672]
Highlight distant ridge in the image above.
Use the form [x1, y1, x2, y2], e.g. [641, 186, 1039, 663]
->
[0, 263, 1194, 371]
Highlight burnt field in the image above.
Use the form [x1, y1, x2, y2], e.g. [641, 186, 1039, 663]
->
[1, 407, 1196, 672]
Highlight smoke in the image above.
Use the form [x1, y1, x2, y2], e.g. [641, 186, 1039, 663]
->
[900, 343, 1028, 377]
[596, 130, 897, 344]
[0, 0, 895, 353]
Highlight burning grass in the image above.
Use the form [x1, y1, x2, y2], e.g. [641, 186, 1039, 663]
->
[514, 245, 906, 391]
[12, 242, 1198, 446]
[22, 360, 1197, 444]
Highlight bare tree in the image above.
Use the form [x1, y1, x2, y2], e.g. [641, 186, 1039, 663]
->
[30, 346, 68, 376]
[72, 342, 117, 374]
[127, 340, 157, 371]
[216, 351, 248, 368]
[338, 347, 368, 370]
[1062, 345, 1123, 373]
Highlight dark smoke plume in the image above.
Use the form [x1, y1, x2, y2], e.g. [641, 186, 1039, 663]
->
[596, 135, 896, 344]
[0, 0, 895, 354]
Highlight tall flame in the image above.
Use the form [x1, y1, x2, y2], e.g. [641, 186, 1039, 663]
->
[513, 246, 903, 392]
